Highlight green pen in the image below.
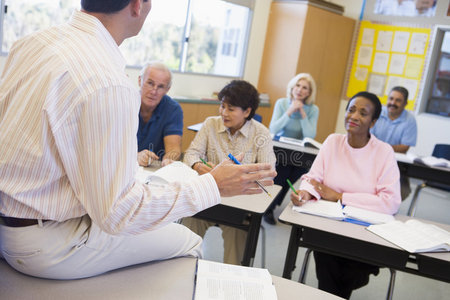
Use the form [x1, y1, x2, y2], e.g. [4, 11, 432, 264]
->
[287, 179, 305, 203]
[286, 179, 298, 195]
[200, 157, 212, 168]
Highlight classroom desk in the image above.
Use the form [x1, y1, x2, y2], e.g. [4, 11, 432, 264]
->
[187, 122, 203, 132]
[192, 185, 282, 267]
[0, 257, 343, 300]
[279, 202, 450, 285]
[273, 140, 450, 185]
[143, 164, 282, 267]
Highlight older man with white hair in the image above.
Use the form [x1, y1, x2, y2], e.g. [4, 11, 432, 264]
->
[137, 61, 183, 166]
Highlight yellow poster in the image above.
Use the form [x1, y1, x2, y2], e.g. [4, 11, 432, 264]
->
[346, 21, 431, 110]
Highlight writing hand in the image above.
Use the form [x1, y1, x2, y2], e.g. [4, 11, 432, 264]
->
[291, 190, 312, 206]
[193, 161, 216, 175]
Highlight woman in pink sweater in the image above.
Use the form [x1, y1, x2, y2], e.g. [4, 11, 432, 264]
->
[291, 91, 401, 299]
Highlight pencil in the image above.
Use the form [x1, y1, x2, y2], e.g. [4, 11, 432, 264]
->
[200, 157, 212, 168]
[227, 153, 272, 197]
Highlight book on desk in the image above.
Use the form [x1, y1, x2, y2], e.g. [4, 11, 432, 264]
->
[292, 200, 395, 226]
[194, 259, 277, 300]
[367, 220, 450, 253]
[278, 136, 322, 149]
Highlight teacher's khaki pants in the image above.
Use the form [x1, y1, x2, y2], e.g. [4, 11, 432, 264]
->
[0, 215, 202, 279]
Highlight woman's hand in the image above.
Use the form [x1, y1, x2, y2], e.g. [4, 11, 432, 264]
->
[193, 161, 216, 175]
[287, 100, 304, 116]
[309, 179, 342, 202]
[291, 189, 312, 206]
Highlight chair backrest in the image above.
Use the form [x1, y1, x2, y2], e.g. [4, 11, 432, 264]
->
[253, 114, 262, 123]
[432, 144, 450, 160]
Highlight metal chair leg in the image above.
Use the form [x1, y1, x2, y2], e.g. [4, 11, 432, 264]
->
[386, 268, 396, 300]
[298, 248, 313, 284]
[407, 183, 426, 216]
[260, 225, 266, 268]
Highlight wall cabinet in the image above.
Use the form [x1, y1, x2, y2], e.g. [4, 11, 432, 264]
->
[257, 1, 355, 142]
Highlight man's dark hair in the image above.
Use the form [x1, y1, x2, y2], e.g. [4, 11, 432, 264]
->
[391, 86, 409, 104]
[346, 91, 382, 121]
[218, 80, 259, 120]
[81, 0, 146, 13]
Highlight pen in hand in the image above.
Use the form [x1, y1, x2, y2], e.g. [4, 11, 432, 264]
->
[227, 153, 272, 197]
[286, 179, 306, 203]
[200, 157, 212, 168]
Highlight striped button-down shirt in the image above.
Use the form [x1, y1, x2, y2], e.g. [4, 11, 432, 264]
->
[0, 11, 220, 235]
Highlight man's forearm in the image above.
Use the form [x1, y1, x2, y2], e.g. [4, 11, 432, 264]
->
[392, 144, 410, 153]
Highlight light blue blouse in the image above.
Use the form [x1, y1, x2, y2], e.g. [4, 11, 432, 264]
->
[269, 97, 319, 139]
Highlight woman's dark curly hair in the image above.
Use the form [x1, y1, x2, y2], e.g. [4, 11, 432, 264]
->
[218, 80, 259, 120]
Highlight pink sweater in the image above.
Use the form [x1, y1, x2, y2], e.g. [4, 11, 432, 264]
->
[299, 134, 401, 214]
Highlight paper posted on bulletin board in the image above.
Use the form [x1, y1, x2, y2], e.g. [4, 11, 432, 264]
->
[346, 21, 431, 110]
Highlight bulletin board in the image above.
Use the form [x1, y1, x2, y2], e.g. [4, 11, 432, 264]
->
[346, 21, 431, 110]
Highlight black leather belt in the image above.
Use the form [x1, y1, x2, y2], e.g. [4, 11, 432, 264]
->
[1, 216, 49, 227]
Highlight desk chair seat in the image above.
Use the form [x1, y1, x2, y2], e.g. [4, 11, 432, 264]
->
[407, 144, 450, 217]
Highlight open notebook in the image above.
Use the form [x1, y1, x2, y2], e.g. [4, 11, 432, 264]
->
[278, 137, 322, 149]
[194, 259, 277, 300]
[413, 156, 450, 168]
[367, 220, 450, 253]
[135, 161, 198, 185]
[292, 200, 395, 225]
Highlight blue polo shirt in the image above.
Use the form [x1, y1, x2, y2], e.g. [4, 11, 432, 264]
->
[137, 95, 183, 157]
[370, 106, 417, 146]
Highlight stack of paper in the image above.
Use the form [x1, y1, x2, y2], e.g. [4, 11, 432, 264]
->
[194, 259, 277, 300]
[342, 206, 395, 224]
[135, 161, 198, 185]
[292, 200, 345, 220]
[367, 220, 450, 253]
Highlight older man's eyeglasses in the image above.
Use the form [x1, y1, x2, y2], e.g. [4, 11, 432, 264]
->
[146, 81, 167, 93]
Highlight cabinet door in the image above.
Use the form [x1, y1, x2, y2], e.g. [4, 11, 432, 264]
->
[298, 6, 355, 142]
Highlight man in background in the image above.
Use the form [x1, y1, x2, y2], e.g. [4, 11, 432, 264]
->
[137, 61, 183, 167]
[0, 0, 275, 280]
[371, 86, 417, 199]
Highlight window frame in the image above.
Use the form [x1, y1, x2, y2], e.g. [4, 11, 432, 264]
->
[0, 0, 254, 78]
[419, 25, 450, 118]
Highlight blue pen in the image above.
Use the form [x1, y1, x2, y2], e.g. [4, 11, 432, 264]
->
[227, 153, 272, 197]
[343, 218, 371, 227]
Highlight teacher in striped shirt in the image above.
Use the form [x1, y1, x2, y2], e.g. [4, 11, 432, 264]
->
[0, 0, 275, 280]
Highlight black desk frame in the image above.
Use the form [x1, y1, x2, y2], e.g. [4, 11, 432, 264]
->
[192, 204, 264, 267]
[281, 221, 450, 284]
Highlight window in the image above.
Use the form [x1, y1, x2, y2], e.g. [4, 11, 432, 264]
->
[1, 0, 80, 54]
[425, 29, 450, 117]
[0, 0, 252, 77]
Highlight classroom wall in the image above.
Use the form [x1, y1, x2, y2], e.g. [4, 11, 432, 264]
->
[334, 0, 450, 156]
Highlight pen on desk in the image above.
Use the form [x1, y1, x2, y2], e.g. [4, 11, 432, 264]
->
[286, 178, 305, 203]
[199, 157, 212, 168]
[227, 153, 272, 197]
